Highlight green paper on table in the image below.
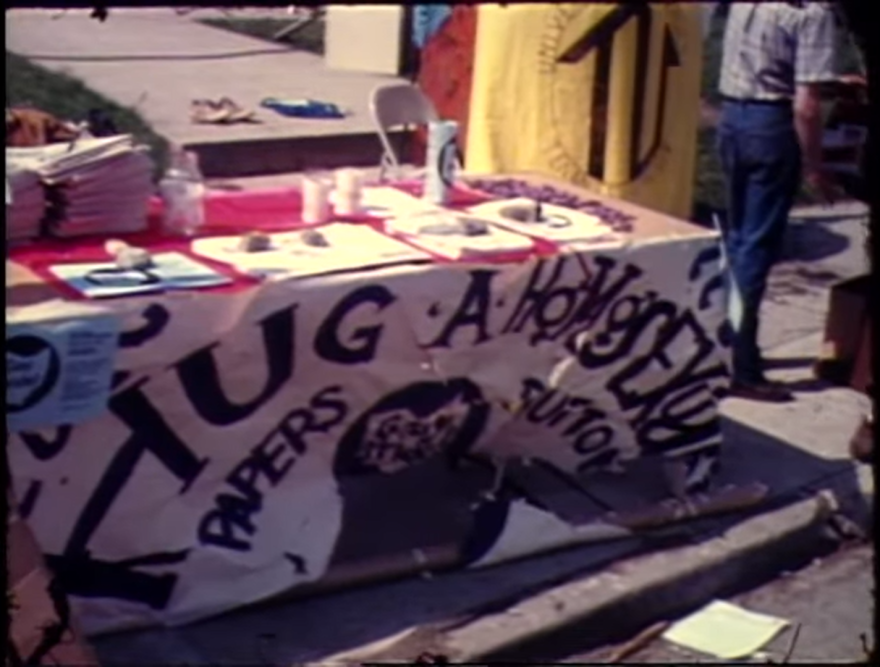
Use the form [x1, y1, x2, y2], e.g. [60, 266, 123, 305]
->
[662, 600, 790, 659]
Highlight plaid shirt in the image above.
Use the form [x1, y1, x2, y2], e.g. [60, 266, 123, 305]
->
[719, 2, 838, 101]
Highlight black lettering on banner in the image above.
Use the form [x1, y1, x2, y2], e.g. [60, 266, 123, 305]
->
[199, 493, 261, 552]
[608, 310, 726, 420]
[53, 379, 208, 608]
[636, 382, 722, 453]
[427, 270, 496, 348]
[688, 245, 725, 312]
[576, 295, 676, 370]
[315, 285, 396, 364]
[524, 387, 570, 424]
[502, 256, 644, 348]
[198, 386, 349, 553]
[688, 243, 734, 349]
[19, 425, 72, 460]
[519, 377, 547, 410]
[565, 256, 644, 342]
[118, 304, 171, 348]
[279, 409, 312, 455]
[575, 444, 619, 475]
[307, 385, 349, 432]
[175, 306, 296, 427]
[226, 433, 296, 502]
[18, 480, 42, 519]
[503, 257, 570, 336]
[561, 401, 606, 437]
[605, 309, 727, 454]
[573, 425, 614, 455]
[45, 551, 187, 611]
[285, 552, 308, 575]
[516, 377, 619, 472]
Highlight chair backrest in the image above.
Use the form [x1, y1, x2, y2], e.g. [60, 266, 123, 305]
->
[370, 83, 439, 132]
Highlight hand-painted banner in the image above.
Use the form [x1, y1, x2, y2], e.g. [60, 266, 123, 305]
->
[7, 233, 730, 635]
[435, 3, 705, 220]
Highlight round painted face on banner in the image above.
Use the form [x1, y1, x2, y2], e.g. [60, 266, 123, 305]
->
[537, 4, 687, 191]
[333, 378, 489, 477]
[6, 334, 61, 413]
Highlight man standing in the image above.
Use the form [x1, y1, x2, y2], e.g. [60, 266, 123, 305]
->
[717, 2, 840, 402]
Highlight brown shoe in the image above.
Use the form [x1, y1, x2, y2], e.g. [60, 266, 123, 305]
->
[849, 416, 873, 463]
[728, 379, 795, 403]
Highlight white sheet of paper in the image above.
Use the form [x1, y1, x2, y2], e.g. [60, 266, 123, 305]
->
[386, 211, 534, 260]
[468, 197, 619, 245]
[49, 252, 231, 298]
[354, 186, 441, 218]
[662, 600, 790, 659]
[191, 223, 432, 278]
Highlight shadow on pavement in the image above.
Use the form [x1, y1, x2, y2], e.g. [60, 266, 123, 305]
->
[781, 214, 857, 264]
[92, 413, 868, 666]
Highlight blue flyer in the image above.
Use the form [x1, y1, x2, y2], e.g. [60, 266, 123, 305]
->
[7, 305, 120, 431]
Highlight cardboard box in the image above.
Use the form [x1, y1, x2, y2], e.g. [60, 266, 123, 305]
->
[815, 275, 870, 386]
[7, 498, 100, 666]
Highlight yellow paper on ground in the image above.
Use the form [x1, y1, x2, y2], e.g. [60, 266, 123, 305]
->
[662, 600, 790, 659]
[466, 3, 704, 219]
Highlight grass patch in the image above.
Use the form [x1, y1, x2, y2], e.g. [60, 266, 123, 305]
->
[692, 8, 727, 215]
[198, 17, 325, 56]
[6, 51, 169, 179]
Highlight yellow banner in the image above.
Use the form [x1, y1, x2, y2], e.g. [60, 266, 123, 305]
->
[466, 3, 704, 219]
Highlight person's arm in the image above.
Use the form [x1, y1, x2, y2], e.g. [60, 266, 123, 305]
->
[793, 83, 826, 185]
[792, 6, 839, 201]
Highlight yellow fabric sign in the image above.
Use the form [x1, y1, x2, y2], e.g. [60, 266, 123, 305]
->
[466, 3, 704, 219]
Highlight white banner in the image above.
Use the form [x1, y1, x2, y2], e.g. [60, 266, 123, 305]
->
[7, 233, 731, 635]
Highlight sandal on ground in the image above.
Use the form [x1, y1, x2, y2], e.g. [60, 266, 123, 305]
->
[216, 97, 257, 123]
[190, 99, 233, 125]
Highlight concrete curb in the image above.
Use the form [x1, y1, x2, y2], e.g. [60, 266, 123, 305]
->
[186, 130, 410, 179]
[433, 491, 855, 662]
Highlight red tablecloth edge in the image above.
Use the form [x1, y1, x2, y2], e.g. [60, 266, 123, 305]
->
[10, 182, 560, 301]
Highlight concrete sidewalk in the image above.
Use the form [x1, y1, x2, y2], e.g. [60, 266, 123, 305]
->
[6, 8, 408, 177]
[91, 202, 872, 665]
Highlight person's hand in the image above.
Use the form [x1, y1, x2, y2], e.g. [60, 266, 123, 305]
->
[805, 168, 842, 205]
[838, 73, 868, 88]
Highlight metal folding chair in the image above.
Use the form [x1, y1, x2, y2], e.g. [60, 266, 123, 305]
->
[369, 83, 439, 181]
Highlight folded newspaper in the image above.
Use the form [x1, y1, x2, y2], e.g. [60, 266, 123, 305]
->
[6, 135, 154, 241]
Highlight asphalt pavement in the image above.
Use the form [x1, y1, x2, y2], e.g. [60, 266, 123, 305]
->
[572, 542, 874, 664]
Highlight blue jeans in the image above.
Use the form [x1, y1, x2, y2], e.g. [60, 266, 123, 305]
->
[716, 101, 801, 383]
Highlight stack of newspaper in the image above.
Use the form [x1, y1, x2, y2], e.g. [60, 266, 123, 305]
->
[5, 135, 154, 240]
[5, 166, 46, 242]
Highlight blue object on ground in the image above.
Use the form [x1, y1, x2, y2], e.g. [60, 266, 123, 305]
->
[260, 98, 346, 119]
[412, 4, 452, 49]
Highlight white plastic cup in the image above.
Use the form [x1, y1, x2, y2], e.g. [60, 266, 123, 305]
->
[334, 191, 363, 215]
[302, 176, 331, 224]
[335, 168, 362, 194]
[334, 168, 363, 215]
